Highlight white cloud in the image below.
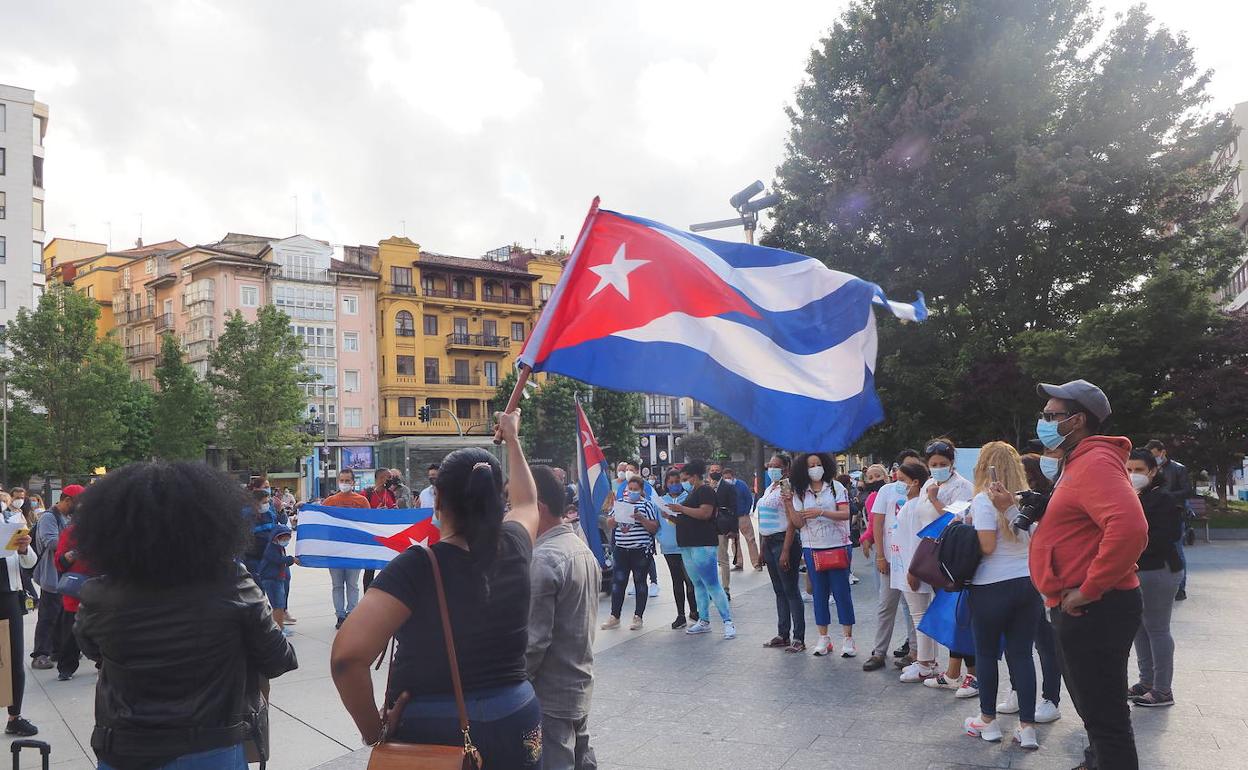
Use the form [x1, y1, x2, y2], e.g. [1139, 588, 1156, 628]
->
[360, 0, 543, 133]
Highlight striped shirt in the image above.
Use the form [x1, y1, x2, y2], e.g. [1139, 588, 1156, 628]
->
[612, 499, 658, 550]
[755, 483, 788, 536]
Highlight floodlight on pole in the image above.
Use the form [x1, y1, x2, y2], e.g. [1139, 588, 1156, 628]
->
[729, 180, 765, 209]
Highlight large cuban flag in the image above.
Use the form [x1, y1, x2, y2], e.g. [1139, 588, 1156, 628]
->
[575, 401, 610, 566]
[518, 201, 926, 451]
[294, 505, 440, 570]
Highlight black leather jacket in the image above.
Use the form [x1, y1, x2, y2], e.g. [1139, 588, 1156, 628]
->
[75, 563, 297, 767]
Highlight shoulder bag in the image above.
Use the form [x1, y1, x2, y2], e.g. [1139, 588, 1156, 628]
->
[367, 545, 482, 770]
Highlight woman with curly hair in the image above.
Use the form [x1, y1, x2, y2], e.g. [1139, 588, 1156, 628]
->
[73, 461, 298, 770]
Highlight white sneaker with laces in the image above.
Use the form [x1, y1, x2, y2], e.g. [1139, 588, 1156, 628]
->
[1034, 699, 1062, 723]
[997, 690, 1020, 714]
[812, 635, 832, 656]
[802, 592, 813, 603]
[964, 716, 1003, 742]
[923, 672, 959, 691]
[849, 573, 861, 585]
[685, 619, 711, 635]
[840, 636, 858, 658]
[900, 661, 937, 683]
[955, 675, 980, 699]
[648, 583, 660, 598]
[723, 621, 737, 640]
[1014, 725, 1039, 750]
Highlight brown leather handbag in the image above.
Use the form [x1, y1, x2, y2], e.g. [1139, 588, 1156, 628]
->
[367, 546, 483, 770]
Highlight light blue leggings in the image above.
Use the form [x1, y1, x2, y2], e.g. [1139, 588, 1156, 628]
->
[679, 545, 731, 623]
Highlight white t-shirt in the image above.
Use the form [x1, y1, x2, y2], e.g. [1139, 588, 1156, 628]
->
[872, 481, 907, 555]
[921, 471, 974, 508]
[889, 495, 941, 594]
[417, 485, 437, 509]
[792, 481, 850, 549]
[969, 492, 1031, 585]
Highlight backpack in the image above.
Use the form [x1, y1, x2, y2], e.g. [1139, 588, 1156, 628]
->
[937, 522, 984, 589]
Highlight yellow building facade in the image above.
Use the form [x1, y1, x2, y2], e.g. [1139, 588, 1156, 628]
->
[358, 238, 563, 438]
[44, 239, 187, 339]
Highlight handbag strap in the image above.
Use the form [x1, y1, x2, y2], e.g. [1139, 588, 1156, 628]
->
[421, 544, 472, 738]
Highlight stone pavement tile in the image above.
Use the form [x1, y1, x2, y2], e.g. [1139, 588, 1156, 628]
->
[265, 707, 358, 770]
[622, 736, 799, 769]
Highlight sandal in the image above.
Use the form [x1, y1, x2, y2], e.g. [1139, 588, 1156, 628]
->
[784, 641, 807, 653]
[1126, 683, 1149, 699]
[763, 636, 790, 648]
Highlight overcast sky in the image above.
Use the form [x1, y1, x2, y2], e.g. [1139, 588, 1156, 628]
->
[3, 0, 1246, 257]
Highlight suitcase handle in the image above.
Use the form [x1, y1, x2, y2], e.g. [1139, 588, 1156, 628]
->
[10, 739, 51, 770]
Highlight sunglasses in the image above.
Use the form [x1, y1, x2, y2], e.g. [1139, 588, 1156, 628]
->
[924, 441, 952, 455]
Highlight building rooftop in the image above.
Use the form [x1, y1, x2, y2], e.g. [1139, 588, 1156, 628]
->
[418, 250, 535, 278]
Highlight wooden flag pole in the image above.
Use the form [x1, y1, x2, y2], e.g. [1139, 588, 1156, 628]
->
[493, 364, 533, 444]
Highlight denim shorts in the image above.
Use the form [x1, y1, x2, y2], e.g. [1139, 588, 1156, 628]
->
[261, 579, 288, 610]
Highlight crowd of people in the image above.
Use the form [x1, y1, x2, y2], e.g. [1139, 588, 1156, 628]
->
[0, 374, 1199, 770]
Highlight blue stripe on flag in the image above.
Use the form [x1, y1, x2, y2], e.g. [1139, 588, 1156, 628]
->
[297, 554, 393, 571]
[295, 523, 384, 547]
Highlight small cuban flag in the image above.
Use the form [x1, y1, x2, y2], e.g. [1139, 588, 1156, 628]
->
[295, 505, 440, 570]
[518, 199, 926, 452]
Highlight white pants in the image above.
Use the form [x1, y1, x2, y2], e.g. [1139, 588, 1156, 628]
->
[902, 590, 936, 662]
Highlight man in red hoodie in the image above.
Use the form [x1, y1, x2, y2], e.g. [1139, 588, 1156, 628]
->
[1030, 380, 1148, 770]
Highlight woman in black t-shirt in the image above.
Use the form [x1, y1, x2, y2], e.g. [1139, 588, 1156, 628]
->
[331, 411, 543, 767]
[667, 459, 735, 640]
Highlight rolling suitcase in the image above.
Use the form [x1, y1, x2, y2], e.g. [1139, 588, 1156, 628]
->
[10, 740, 51, 770]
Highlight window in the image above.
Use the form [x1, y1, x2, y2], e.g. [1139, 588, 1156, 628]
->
[293, 325, 335, 359]
[31, 284, 43, 305]
[511, 322, 526, 342]
[423, 314, 438, 335]
[398, 397, 417, 417]
[452, 277, 472, 298]
[424, 357, 440, 383]
[482, 320, 497, 340]
[484, 361, 499, 387]
[456, 399, 473, 419]
[396, 355, 415, 375]
[540, 283, 554, 301]
[0, 236, 5, 264]
[344, 407, 363, 429]
[0, 105, 4, 131]
[453, 359, 470, 384]
[32, 157, 42, 188]
[299, 365, 336, 396]
[0, 191, 5, 219]
[453, 317, 468, 336]
[0, 281, 5, 309]
[395, 310, 415, 336]
[273, 248, 329, 282]
[32, 242, 42, 273]
[84, 284, 94, 299]
[240, 285, 259, 307]
[342, 295, 358, 315]
[31, 199, 42, 231]
[145, 258, 155, 274]
[421, 275, 435, 293]
[344, 370, 360, 392]
[342, 331, 360, 352]
[0, 148, 5, 176]
[391, 267, 412, 287]
[274, 285, 334, 320]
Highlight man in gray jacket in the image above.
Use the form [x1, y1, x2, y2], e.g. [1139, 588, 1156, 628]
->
[31, 485, 83, 669]
[527, 466, 601, 769]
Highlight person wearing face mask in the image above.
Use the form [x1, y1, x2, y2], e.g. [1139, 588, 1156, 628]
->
[418, 464, 440, 510]
[786, 453, 855, 658]
[1031, 379, 1147, 770]
[1145, 440, 1192, 602]
[611, 462, 661, 599]
[31, 485, 83, 671]
[656, 469, 698, 629]
[705, 462, 739, 600]
[856, 464, 888, 563]
[891, 460, 942, 682]
[601, 477, 659, 631]
[0, 489, 39, 735]
[668, 460, 735, 639]
[867, 450, 921, 671]
[1125, 449, 1184, 709]
[756, 454, 806, 653]
[322, 469, 370, 629]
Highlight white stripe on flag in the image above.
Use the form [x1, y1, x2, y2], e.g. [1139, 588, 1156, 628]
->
[613, 312, 874, 401]
[296, 510, 416, 538]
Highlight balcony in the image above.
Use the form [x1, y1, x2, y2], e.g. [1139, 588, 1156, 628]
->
[125, 306, 154, 324]
[384, 416, 492, 435]
[185, 340, 215, 361]
[426, 375, 483, 387]
[387, 283, 417, 296]
[445, 333, 509, 351]
[640, 414, 688, 430]
[155, 313, 176, 332]
[482, 292, 532, 307]
[183, 289, 215, 307]
[424, 287, 476, 302]
[149, 257, 178, 287]
[125, 343, 157, 361]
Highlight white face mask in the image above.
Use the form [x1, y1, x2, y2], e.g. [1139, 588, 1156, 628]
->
[338, 483, 354, 493]
[808, 466, 825, 482]
[1130, 473, 1150, 491]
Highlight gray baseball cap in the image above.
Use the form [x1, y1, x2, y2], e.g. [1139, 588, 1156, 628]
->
[1036, 379, 1112, 422]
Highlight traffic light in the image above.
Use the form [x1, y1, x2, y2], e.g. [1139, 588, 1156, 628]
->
[418, 405, 431, 423]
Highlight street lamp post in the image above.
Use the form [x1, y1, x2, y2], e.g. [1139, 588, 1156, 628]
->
[691, 180, 781, 492]
[311, 384, 335, 498]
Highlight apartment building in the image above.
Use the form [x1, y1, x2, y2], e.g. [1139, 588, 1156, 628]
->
[46, 238, 186, 339]
[0, 84, 49, 330]
[1212, 100, 1248, 313]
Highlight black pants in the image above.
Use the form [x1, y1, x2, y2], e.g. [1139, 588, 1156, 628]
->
[762, 533, 805, 644]
[0, 592, 26, 715]
[32, 590, 61, 659]
[663, 552, 698, 621]
[1010, 609, 1063, 705]
[1051, 588, 1143, 770]
[56, 609, 81, 677]
[609, 547, 650, 619]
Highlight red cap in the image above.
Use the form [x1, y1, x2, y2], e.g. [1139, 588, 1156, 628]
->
[61, 484, 87, 498]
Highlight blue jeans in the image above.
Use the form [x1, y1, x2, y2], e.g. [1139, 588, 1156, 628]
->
[1175, 534, 1187, 592]
[968, 577, 1042, 723]
[98, 744, 245, 769]
[610, 546, 650, 618]
[329, 567, 361, 618]
[260, 579, 288, 609]
[802, 547, 855, 628]
[679, 546, 731, 623]
[762, 533, 805, 643]
[395, 681, 541, 768]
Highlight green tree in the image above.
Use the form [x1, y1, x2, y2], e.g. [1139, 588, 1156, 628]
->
[703, 408, 756, 464]
[2, 401, 48, 488]
[586, 388, 641, 464]
[1, 285, 130, 481]
[102, 378, 156, 468]
[152, 333, 217, 460]
[208, 306, 310, 473]
[766, 0, 1244, 454]
[675, 432, 715, 463]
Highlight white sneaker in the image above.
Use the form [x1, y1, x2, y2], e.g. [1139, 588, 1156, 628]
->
[723, 621, 737, 640]
[802, 592, 813, 603]
[840, 636, 858, 658]
[1034, 699, 1062, 723]
[849, 573, 861, 585]
[923, 672, 959, 691]
[964, 716, 1003, 742]
[955, 675, 980, 699]
[997, 690, 1020, 714]
[647, 583, 660, 598]
[685, 619, 711, 635]
[900, 661, 938, 683]
[812, 635, 832, 656]
[628, 615, 644, 631]
[1014, 725, 1039, 750]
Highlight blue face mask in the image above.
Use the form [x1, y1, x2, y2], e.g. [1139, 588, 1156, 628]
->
[667, 483, 683, 495]
[681, 481, 693, 493]
[1039, 456, 1061, 481]
[627, 491, 642, 502]
[766, 468, 784, 484]
[930, 466, 952, 484]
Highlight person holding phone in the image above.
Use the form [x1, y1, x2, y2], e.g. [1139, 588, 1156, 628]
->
[756, 453, 806, 653]
[657, 469, 698, 630]
[601, 477, 659, 631]
[786, 453, 855, 658]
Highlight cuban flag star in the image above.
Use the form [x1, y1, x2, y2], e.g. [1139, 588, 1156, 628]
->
[519, 199, 926, 452]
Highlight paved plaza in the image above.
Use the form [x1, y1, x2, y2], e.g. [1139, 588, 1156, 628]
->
[8, 539, 1246, 769]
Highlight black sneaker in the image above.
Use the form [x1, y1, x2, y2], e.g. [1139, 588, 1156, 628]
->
[893, 640, 910, 658]
[335, 617, 345, 630]
[671, 616, 687, 630]
[1175, 590, 1187, 601]
[57, 672, 73, 682]
[5, 717, 38, 737]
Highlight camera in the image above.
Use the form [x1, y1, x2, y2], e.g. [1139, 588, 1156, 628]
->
[1012, 490, 1051, 532]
